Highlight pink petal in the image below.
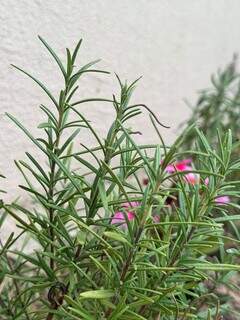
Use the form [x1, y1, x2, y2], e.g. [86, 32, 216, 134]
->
[153, 215, 160, 223]
[184, 173, 200, 185]
[165, 164, 175, 173]
[180, 158, 192, 165]
[165, 159, 193, 173]
[175, 164, 192, 171]
[122, 202, 140, 208]
[111, 211, 125, 225]
[204, 177, 209, 185]
[215, 196, 230, 205]
[127, 212, 135, 221]
[111, 211, 135, 227]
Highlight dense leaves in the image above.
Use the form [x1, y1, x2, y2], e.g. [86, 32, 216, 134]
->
[0, 38, 240, 320]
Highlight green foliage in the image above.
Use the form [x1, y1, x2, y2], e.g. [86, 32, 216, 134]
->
[182, 55, 240, 150]
[0, 38, 240, 320]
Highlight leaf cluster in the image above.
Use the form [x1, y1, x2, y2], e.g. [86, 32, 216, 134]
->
[0, 38, 240, 320]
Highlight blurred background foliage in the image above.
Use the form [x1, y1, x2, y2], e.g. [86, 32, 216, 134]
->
[182, 55, 240, 152]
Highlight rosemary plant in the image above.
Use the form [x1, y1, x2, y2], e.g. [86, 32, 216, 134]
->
[0, 37, 240, 320]
[182, 56, 240, 150]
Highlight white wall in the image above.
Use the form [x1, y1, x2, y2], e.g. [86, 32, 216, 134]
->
[1, 0, 240, 202]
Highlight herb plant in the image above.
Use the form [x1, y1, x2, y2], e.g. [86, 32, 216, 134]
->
[0, 37, 240, 320]
[182, 56, 240, 151]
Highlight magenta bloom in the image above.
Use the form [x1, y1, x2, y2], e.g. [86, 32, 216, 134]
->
[111, 202, 139, 227]
[111, 211, 135, 225]
[165, 159, 192, 173]
[215, 196, 230, 205]
[164, 158, 200, 185]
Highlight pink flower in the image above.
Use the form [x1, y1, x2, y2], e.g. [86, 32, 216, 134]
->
[215, 196, 230, 205]
[111, 202, 139, 227]
[122, 202, 140, 209]
[165, 159, 192, 173]
[204, 177, 209, 185]
[153, 215, 160, 223]
[164, 158, 201, 185]
[184, 173, 200, 185]
[111, 211, 135, 226]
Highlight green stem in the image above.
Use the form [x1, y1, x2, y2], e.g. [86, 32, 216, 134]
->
[88, 119, 121, 220]
[48, 109, 63, 270]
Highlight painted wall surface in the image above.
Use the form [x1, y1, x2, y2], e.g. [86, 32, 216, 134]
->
[1, 0, 240, 207]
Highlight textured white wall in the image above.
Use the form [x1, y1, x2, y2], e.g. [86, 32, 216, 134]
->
[1, 0, 240, 203]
